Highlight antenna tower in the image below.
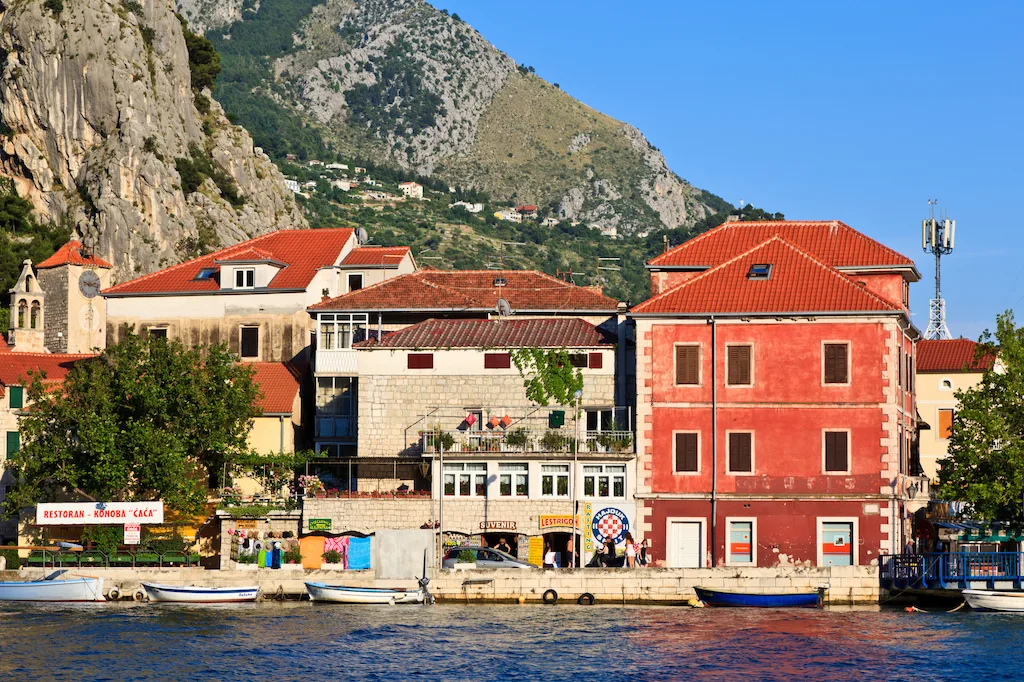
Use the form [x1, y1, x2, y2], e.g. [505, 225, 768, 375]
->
[921, 199, 956, 340]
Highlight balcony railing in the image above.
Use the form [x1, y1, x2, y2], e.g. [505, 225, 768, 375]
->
[420, 429, 634, 455]
[880, 552, 1024, 589]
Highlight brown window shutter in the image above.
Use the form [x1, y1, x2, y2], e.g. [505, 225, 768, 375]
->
[824, 344, 848, 384]
[675, 433, 698, 472]
[484, 352, 511, 369]
[729, 432, 752, 472]
[938, 410, 953, 439]
[408, 353, 434, 369]
[675, 346, 699, 385]
[588, 352, 603, 369]
[825, 431, 848, 471]
[728, 346, 751, 385]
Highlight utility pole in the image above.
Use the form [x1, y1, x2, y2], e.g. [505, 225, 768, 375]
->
[921, 200, 956, 340]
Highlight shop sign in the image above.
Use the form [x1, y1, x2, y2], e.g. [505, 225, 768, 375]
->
[308, 518, 332, 531]
[539, 515, 576, 530]
[36, 501, 164, 526]
[479, 520, 516, 531]
[235, 519, 259, 530]
[592, 507, 629, 545]
[583, 502, 594, 552]
[123, 524, 141, 545]
[528, 536, 545, 567]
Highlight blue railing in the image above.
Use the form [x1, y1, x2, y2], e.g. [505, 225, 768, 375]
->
[881, 552, 1023, 589]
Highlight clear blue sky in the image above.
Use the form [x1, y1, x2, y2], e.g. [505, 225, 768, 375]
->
[434, 1, 1023, 340]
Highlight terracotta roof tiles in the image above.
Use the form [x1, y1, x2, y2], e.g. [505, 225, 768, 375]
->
[356, 317, 610, 349]
[917, 339, 995, 372]
[37, 241, 113, 269]
[341, 246, 411, 267]
[0, 353, 96, 396]
[250, 361, 305, 414]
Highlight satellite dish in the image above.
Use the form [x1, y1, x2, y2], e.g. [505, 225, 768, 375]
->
[496, 298, 512, 317]
[356, 227, 369, 244]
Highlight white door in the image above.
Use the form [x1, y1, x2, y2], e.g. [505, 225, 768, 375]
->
[670, 521, 702, 568]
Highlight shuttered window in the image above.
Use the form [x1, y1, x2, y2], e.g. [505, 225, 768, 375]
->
[675, 345, 700, 385]
[240, 327, 259, 359]
[484, 352, 511, 369]
[728, 432, 753, 473]
[727, 346, 752, 386]
[588, 352, 603, 369]
[674, 433, 699, 473]
[408, 353, 434, 369]
[938, 409, 953, 439]
[824, 344, 849, 384]
[9, 386, 23, 410]
[824, 431, 849, 472]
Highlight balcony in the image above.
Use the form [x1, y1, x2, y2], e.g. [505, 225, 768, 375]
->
[315, 348, 357, 374]
[419, 429, 634, 456]
[316, 415, 357, 439]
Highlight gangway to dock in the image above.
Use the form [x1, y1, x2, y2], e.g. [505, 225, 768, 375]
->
[882, 552, 1024, 590]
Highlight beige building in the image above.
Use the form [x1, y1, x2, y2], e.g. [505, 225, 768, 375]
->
[36, 241, 115, 354]
[398, 182, 423, 199]
[915, 338, 993, 482]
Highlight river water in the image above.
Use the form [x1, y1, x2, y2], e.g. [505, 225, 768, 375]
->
[0, 602, 1017, 681]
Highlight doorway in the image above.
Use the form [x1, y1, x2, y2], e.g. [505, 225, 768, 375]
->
[542, 531, 580, 568]
[669, 520, 703, 568]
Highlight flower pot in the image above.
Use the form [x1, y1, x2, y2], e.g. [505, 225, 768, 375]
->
[320, 563, 346, 570]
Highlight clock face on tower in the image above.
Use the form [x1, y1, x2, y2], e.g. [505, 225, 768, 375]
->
[79, 270, 101, 299]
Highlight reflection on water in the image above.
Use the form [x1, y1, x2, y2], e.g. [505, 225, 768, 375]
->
[0, 602, 1019, 681]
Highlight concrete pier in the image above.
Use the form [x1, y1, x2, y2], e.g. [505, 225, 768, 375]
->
[1, 564, 883, 605]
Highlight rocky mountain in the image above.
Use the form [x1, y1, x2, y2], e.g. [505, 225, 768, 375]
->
[0, 0, 305, 281]
[194, 0, 721, 237]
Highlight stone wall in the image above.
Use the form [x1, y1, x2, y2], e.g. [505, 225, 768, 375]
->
[37, 267, 68, 353]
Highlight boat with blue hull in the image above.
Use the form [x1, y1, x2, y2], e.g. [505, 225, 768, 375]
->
[694, 586, 824, 608]
[142, 583, 260, 603]
[305, 582, 426, 604]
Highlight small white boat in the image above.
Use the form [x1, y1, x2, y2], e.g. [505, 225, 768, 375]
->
[963, 588, 1024, 612]
[141, 582, 260, 603]
[0, 577, 105, 602]
[305, 582, 425, 604]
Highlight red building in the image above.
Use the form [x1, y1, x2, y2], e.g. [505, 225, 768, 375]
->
[631, 220, 921, 568]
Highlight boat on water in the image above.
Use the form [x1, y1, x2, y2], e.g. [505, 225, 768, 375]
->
[0, 577, 105, 602]
[694, 586, 823, 608]
[962, 588, 1024, 612]
[305, 582, 426, 604]
[141, 583, 260, 603]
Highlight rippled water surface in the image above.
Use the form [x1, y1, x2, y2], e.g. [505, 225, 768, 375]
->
[0, 602, 1020, 681]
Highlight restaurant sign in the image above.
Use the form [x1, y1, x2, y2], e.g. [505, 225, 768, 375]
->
[308, 518, 332, 531]
[538, 515, 577, 530]
[36, 501, 164, 526]
[479, 520, 516, 531]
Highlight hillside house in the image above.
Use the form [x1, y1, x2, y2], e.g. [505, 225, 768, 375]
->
[495, 209, 521, 223]
[450, 201, 484, 214]
[516, 205, 538, 218]
[398, 182, 424, 199]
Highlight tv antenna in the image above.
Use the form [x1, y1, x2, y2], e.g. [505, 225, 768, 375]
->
[486, 241, 526, 270]
[921, 199, 955, 340]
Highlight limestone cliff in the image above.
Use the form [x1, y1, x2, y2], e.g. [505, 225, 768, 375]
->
[0, 0, 305, 281]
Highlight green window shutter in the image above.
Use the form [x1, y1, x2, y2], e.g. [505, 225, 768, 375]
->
[6, 431, 20, 458]
[9, 386, 23, 410]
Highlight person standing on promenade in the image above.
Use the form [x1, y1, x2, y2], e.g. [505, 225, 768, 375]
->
[624, 532, 637, 568]
[495, 537, 512, 554]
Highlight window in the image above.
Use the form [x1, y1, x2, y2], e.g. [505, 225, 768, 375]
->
[747, 263, 772, 279]
[499, 463, 528, 497]
[728, 432, 753, 473]
[938, 409, 953, 440]
[444, 462, 487, 497]
[674, 432, 699, 473]
[234, 268, 255, 289]
[484, 353, 511, 369]
[6, 431, 19, 458]
[16, 300, 25, 328]
[348, 273, 364, 292]
[30, 301, 40, 329]
[824, 343, 849, 384]
[194, 267, 217, 281]
[569, 353, 588, 368]
[149, 328, 168, 340]
[726, 345, 752, 386]
[541, 464, 569, 497]
[588, 352, 603, 369]
[819, 521, 855, 566]
[586, 408, 614, 432]
[940, 379, 953, 390]
[317, 313, 369, 350]
[583, 465, 625, 498]
[9, 386, 23, 410]
[824, 431, 849, 473]
[240, 326, 259, 358]
[408, 353, 434, 369]
[675, 345, 700, 385]
[728, 520, 754, 565]
[315, 377, 356, 438]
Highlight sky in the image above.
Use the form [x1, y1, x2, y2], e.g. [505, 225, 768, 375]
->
[434, 1, 1024, 340]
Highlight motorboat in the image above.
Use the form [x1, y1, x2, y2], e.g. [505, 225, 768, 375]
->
[963, 588, 1024, 612]
[694, 586, 824, 608]
[0, 576, 105, 602]
[141, 582, 260, 603]
[305, 582, 426, 604]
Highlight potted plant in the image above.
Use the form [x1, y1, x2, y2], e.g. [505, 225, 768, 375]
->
[540, 431, 570, 452]
[504, 428, 529, 450]
[321, 549, 344, 570]
[235, 552, 258, 570]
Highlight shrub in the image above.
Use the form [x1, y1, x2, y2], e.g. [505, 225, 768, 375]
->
[43, 0, 63, 14]
[237, 551, 257, 564]
[0, 548, 20, 569]
[283, 546, 302, 564]
[504, 428, 529, 449]
[322, 549, 342, 564]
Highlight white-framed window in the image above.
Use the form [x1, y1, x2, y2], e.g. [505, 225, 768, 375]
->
[725, 344, 753, 386]
[444, 462, 487, 497]
[240, 326, 259, 359]
[234, 267, 255, 289]
[586, 408, 615, 432]
[317, 313, 369, 350]
[822, 429, 851, 474]
[726, 517, 756, 566]
[583, 464, 625, 498]
[817, 517, 858, 567]
[499, 463, 528, 497]
[673, 431, 701, 474]
[939, 378, 953, 391]
[726, 431, 754, 475]
[348, 272, 364, 292]
[541, 464, 569, 498]
[822, 341, 851, 385]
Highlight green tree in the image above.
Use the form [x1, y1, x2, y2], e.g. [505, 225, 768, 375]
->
[510, 348, 584, 406]
[937, 311, 1016, 520]
[3, 330, 262, 516]
[176, 15, 221, 92]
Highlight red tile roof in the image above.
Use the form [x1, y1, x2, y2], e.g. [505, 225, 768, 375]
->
[340, 246, 411, 267]
[0, 353, 96, 396]
[250, 362, 305, 414]
[215, 246, 278, 263]
[37, 241, 113, 269]
[0, 335, 10, 352]
[356, 317, 610, 349]
[917, 339, 995, 372]
[103, 229, 355, 296]
[310, 270, 620, 312]
[632, 236, 900, 315]
[648, 220, 916, 270]
[517, 205, 538, 213]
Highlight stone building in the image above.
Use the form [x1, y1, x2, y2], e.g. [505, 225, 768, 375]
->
[35, 241, 115, 354]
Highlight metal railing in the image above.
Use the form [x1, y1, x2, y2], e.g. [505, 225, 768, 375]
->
[25, 549, 202, 569]
[420, 429, 634, 455]
[880, 552, 1024, 589]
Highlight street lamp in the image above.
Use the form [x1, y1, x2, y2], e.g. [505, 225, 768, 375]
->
[572, 388, 583, 568]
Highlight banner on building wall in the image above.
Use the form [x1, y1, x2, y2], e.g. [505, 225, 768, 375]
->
[528, 536, 545, 567]
[123, 524, 141, 545]
[308, 518, 332, 531]
[583, 502, 594, 553]
[36, 502, 164, 525]
[592, 507, 629, 545]
[538, 515, 576, 530]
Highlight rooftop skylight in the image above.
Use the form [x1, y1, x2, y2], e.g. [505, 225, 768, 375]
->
[747, 263, 772, 280]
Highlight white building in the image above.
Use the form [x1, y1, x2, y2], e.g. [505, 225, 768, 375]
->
[450, 201, 484, 214]
[398, 182, 424, 199]
[284, 179, 300, 194]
